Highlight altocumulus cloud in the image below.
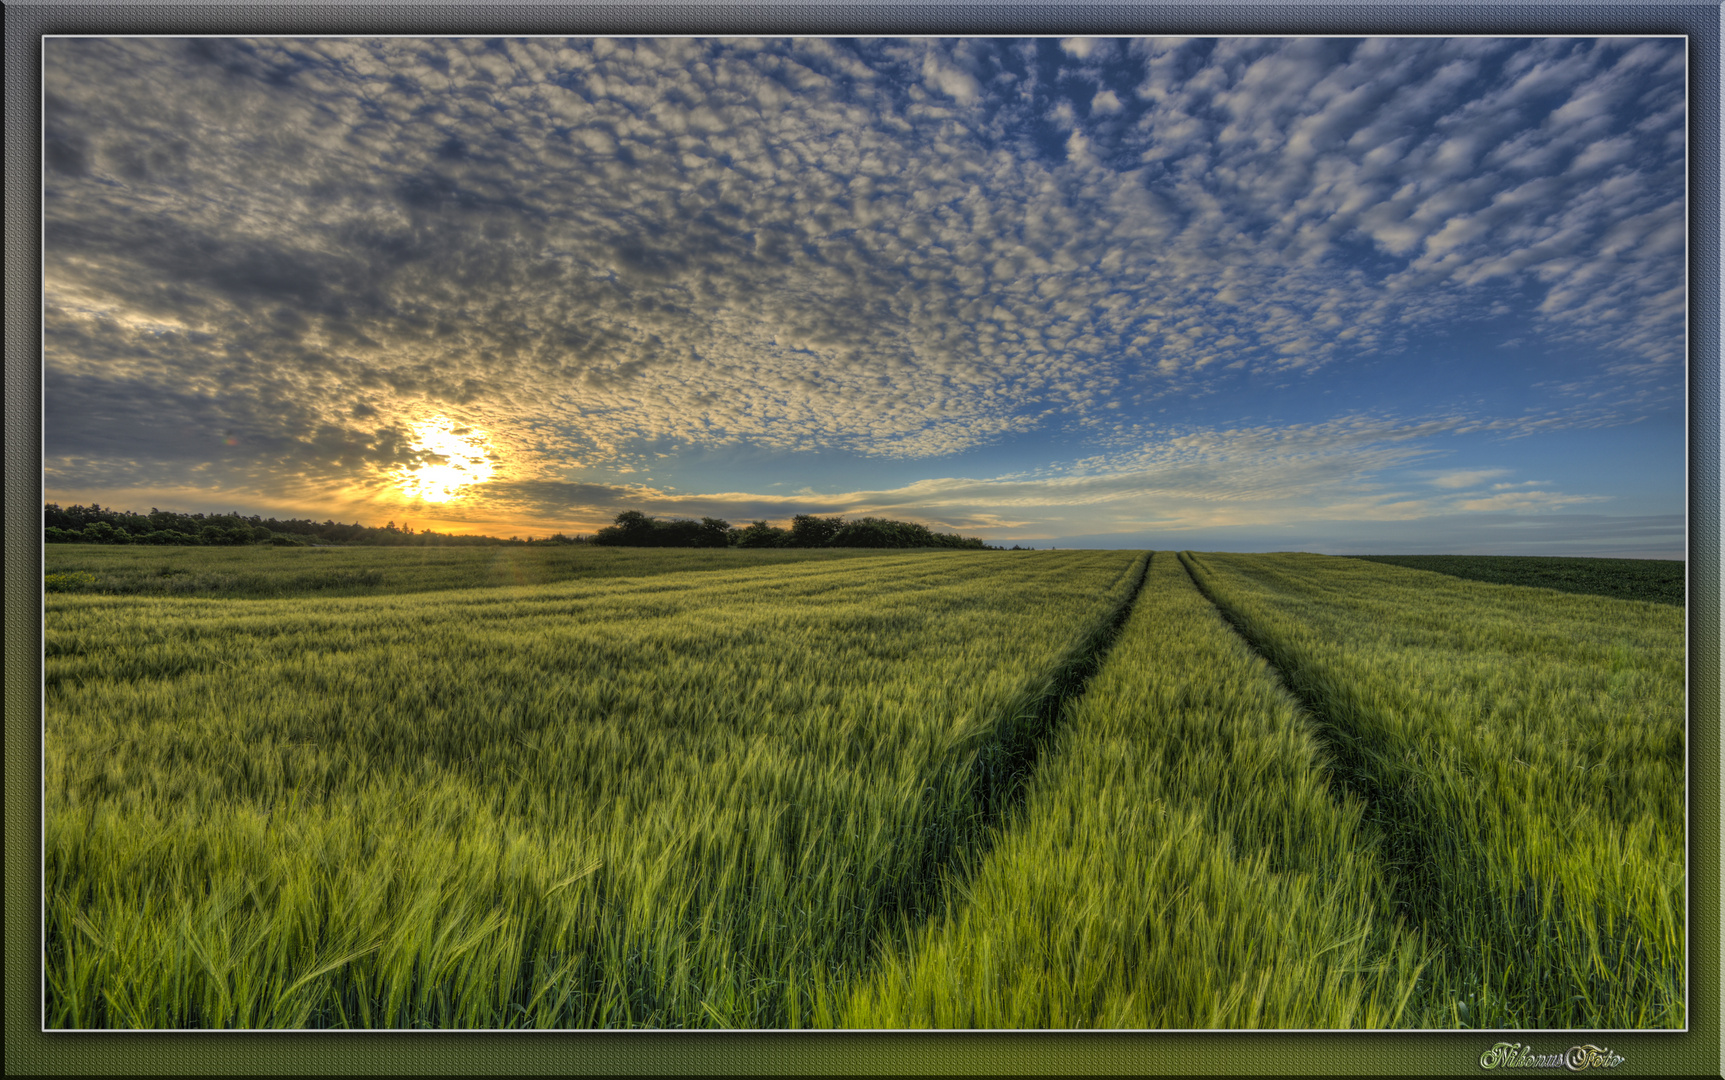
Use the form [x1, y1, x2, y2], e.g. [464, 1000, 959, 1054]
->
[42, 37, 1684, 541]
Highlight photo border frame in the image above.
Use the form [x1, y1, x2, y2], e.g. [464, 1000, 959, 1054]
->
[6, 4, 1718, 1075]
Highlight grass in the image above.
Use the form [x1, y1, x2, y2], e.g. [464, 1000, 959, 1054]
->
[831, 552, 1430, 1028]
[41, 543, 905, 599]
[1348, 554, 1684, 607]
[44, 571, 97, 593]
[1181, 552, 1685, 1029]
[46, 549, 1145, 1028]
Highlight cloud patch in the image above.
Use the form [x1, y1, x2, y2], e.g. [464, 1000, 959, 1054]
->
[1426, 468, 1511, 489]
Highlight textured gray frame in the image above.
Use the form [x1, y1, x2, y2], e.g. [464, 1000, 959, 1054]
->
[6, 5, 1718, 1075]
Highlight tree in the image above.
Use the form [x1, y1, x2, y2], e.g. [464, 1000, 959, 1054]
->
[831, 517, 929, 548]
[733, 520, 785, 548]
[788, 514, 844, 548]
[697, 517, 732, 548]
[593, 510, 655, 546]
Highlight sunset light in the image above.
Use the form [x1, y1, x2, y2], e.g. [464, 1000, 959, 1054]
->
[394, 417, 495, 503]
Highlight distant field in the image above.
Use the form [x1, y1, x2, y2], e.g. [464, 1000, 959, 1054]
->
[1348, 554, 1684, 606]
[42, 543, 902, 598]
[42, 547, 1684, 1029]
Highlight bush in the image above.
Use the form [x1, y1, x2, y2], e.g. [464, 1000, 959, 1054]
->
[593, 512, 733, 548]
[733, 521, 786, 549]
[829, 517, 949, 548]
[199, 524, 253, 546]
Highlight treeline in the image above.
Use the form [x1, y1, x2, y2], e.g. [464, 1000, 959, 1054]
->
[44, 503, 1007, 551]
[43, 504, 521, 547]
[593, 510, 997, 550]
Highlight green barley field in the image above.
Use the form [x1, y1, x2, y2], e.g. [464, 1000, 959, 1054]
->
[42, 545, 1685, 1029]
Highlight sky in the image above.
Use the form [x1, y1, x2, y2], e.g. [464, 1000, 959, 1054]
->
[42, 36, 1688, 556]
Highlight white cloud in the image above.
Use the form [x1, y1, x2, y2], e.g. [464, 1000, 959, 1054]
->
[921, 49, 981, 104]
[1455, 489, 1608, 512]
[1426, 468, 1510, 489]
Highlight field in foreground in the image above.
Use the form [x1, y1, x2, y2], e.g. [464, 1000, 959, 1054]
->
[43, 547, 1684, 1028]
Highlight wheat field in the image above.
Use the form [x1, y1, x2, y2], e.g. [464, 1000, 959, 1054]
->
[43, 546, 1684, 1028]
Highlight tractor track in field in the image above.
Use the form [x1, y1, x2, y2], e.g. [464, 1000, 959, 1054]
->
[882, 550, 1155, 937]
[1175, 551, 1437, 933]
[970, 549, 1154, 827]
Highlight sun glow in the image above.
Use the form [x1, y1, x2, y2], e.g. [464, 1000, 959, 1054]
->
[394, 417, 496, 503]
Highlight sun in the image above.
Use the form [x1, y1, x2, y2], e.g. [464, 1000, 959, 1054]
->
[394, 417, 496, 503]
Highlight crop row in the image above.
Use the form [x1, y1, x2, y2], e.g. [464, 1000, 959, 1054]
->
[832, 551, 1428, 1027]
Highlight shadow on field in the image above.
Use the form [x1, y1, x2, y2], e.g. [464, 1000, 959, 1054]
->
[1346, 554, 1683, 607]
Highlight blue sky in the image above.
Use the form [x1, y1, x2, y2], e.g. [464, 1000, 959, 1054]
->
[43, 36, 1687, 555]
